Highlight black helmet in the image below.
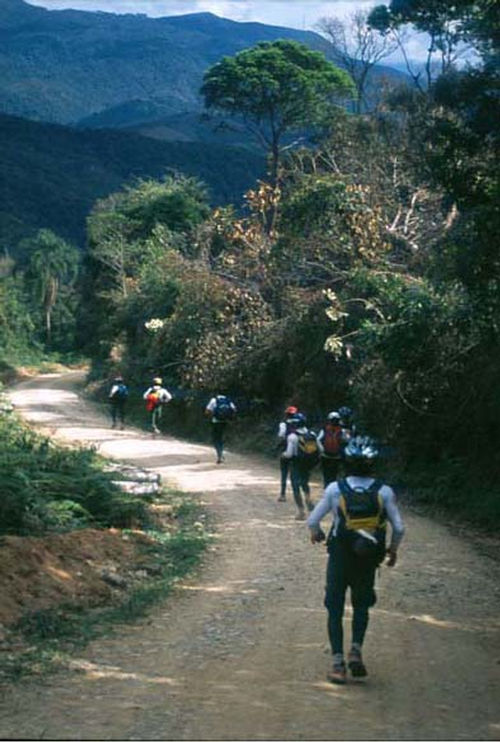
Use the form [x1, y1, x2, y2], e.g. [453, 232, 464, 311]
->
[344, 435, 379, 462]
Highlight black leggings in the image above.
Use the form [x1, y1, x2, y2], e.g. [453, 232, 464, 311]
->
[324, 542, 377, 655]
[211, 422, 227, 460]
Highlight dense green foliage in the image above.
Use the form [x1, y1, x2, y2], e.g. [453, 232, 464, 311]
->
[0, 227, 81, 363]
[0, 0, 405, 126]
[0, 113, 265, 250]
[0, 410, 149, 536]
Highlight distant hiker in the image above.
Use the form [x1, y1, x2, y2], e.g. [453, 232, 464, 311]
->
[205, 393, 237, 464]
[308, 435, 405, 684]
[143, 377, 173, 434]
[282, 413, 322, 520]
[109, 375, 128, 430]
[276, 405, 298, 502]
[317, 411, 345, 487]
[338, 405, 355, 443]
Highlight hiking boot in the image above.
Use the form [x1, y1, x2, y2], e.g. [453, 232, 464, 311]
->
[327, 660, 347, 685]
[277, 495, 286, 502]
[295, 509, 306, 521]
[348, 648, 367, 678]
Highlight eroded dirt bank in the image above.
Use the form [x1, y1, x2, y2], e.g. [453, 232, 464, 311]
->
[1, 372, 500, 740]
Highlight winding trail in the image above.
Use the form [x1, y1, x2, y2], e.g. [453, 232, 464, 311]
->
[1, 372, 500, 740]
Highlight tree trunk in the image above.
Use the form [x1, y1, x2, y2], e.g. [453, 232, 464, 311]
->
[264, 140, 281, 236]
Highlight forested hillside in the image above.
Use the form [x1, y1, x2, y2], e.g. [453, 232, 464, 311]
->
[0, 0, 406, 128]
[0, 113, 264, 249]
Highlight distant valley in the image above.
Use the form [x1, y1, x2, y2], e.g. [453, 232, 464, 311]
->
[0, 113, 264, 251]
[0, 0, 408, 249]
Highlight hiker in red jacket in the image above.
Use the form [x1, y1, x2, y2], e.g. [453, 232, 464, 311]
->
[317, 411, 344, 486]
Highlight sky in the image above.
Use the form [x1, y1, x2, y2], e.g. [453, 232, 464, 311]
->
[25, 0, 431, 65]
[27, 1, 380, 30]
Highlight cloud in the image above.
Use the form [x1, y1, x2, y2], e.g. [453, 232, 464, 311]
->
[27, 0, 379, 29]
[27, 0, 432, 66]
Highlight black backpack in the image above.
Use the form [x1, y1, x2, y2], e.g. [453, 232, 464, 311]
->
[214, 395, 235, 421]
[332, 478, 386, 563]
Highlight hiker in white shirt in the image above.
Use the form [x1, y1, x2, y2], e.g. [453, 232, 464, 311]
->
[143, 377, 172, 434]
[308, 435, 405, 685]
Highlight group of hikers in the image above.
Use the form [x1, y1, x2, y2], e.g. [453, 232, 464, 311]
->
[108, 375, 236, 459]
[276, 402, 405, 684]
[108, 375, 173, 433]
[277, 404, 356, 519]
[109, 376, 405, 685]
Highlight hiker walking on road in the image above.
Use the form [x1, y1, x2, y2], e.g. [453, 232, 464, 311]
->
[143, 377, 173, 434]
[276, 405, 298, 502]
[282, 413, 322, 520]
[317, 411, 344, 487]
[308, 435, 405, 684]
[109, 375, 128, 430]
[205, 393, 237, 464]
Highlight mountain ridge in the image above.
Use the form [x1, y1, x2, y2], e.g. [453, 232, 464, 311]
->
[0, 112, 264, 250]
[1, 0, 408, 127]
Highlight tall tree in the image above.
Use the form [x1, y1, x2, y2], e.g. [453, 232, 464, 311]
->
[316, 10, 398, 113]
[369, 0, 476, 90]
[200, 39, 354, 216]
[24, 229, 79, 346]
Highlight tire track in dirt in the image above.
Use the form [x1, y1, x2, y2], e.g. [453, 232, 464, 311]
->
[1, 372, 500, 740]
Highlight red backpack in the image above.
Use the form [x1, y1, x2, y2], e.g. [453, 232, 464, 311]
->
[323, 423, 342, 456]
[145, 391, 161, 412]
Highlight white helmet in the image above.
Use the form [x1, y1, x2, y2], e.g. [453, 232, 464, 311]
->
[344, 435, 379, 462]
[327, 411, 340, 421]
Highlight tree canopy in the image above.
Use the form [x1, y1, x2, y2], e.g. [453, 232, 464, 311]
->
[201, 40, 354, 188]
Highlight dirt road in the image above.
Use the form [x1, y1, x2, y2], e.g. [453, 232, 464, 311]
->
[1, 372, 500, 740]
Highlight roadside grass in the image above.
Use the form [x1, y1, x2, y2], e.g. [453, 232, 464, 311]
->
[0, 408, 151, 536]
[0, 491, 212, 683]
[0, 394, 211, 683]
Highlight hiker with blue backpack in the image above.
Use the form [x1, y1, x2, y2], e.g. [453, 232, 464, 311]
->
[276, 405, 299, 502]
[205, 393, 237, 464]
[109, 375, 128, 429]
[282, 413, 323, 519]
[307, 435, 405, 685]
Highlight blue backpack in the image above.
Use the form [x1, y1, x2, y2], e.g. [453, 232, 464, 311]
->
[112, 383, 128, 401]
[214, 396, 235, 421]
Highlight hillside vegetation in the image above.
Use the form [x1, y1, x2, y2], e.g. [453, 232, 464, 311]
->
[0, 0, 406, 127]
[0, 113, 264, 249]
